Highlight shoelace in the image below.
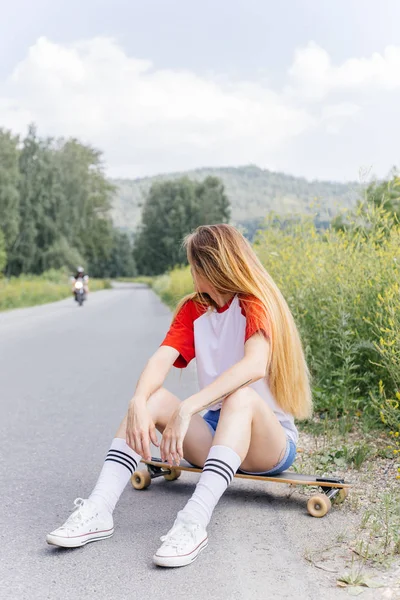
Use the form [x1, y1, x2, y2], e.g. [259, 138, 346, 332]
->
[60, 498, 92, 529]
[160, 521, 199, 550]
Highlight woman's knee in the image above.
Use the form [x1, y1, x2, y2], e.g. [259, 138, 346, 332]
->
[147, 387, 179, 428]
[116, 388, 177, 437]
[220, 387, 257, 414]
[147, 387, 170, 409]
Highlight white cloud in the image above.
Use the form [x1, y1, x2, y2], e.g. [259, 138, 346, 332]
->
[321, 103, 360, 119]
[0, 37, 315, 177]
[288, 41, 400, 101]
[0, 36, 399, 180]
[320, 103, 361, 135]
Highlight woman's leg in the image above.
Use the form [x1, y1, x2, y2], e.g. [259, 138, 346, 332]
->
[213, 386, 287, 471]
[175, 387, 287, 532]
[47, 388, 212, 548]
[153, 387, 289, 567]
[117, 387, 214, 467]
[89, 387, 212, 513]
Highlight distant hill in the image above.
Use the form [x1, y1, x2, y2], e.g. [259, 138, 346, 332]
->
[110, 165, 359, 233]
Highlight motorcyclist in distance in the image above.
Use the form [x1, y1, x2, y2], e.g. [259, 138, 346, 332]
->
[72, 266, 89, 295]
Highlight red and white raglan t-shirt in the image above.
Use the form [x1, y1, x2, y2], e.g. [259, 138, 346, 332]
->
[161, 294, 298, 444]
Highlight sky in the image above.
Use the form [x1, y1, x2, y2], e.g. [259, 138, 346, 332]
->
[1, 0, 400, 182]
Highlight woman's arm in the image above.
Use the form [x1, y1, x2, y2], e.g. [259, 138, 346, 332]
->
[181, 333, 269, 417]
[131, 345, 180, 406]
[160, 334, 270, 464]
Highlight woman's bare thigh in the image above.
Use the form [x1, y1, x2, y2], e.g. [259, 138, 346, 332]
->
[220, 388, 288, 473]
[243, 416, 287, 472]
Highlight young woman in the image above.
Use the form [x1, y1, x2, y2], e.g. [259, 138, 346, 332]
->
[47, 224, 312, 567]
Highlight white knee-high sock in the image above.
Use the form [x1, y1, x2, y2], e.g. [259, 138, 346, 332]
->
[89, 438, 141, 514]
[179, 445, 241, 528]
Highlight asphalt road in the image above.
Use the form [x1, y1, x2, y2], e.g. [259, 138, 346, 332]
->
[0, 283, 344, 600]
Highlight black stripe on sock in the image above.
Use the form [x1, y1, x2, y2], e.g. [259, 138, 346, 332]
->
[108, 449, 138, 467]
[107, 450, 137, 470]
[111, 448, 138, 465]
[202, 466, 230, 486]
[203, 460, 233, 482]
[204, 457, 235, 478]
[105, 457, 134, 474]
[106, 453, 137, 473]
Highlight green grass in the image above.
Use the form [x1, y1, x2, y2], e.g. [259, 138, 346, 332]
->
[117, 276, 155, 286]
[152, 268, 193, 309]
[0, 270, 111, 311]
[356, 491, 400, 565]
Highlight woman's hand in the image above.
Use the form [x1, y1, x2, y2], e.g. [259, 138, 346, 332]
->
[126, 399, 159, 461]
[160, 406, 191, 466]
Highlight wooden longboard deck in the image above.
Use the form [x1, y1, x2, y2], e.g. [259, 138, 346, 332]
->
[142, 458, 350, 489]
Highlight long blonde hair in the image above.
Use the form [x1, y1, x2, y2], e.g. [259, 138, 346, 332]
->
[175, 224, 312, 419]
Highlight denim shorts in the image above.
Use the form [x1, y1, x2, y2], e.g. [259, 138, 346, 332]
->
[203, 408, 221, 434]
[203, 408, 297, 476]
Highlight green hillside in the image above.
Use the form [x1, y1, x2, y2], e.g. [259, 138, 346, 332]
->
[110, 165, 358, 232]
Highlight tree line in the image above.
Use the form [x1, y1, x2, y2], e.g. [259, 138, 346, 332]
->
[0, 125, 136, 278]
[1, 123, 398, 280]
[0, 124, 231, 279]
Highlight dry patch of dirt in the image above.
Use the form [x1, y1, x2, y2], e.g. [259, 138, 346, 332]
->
[282, 425, 400, 598]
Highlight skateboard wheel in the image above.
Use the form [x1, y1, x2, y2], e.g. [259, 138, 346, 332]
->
[332, 487, 348, 505]
[307, 493, 332, 518]
[131, 470, 152, 490]
[164, 468, 182, 481]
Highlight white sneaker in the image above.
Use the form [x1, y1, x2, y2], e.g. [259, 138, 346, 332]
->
[153, 516, 208, 567]
[46, 498, 114, 548]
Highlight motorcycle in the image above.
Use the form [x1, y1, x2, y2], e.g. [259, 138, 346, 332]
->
[73, 279, 86, 306]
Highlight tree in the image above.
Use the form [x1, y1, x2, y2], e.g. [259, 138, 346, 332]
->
[84, 217, 114, 277]
[134, 176, 231, 275]
[0, 129, 20, 261]
[332, 173, 400, 236]
[0, 229, 6, 274]
[365, 175, 400, 218]
[7, 125, 42, 275]
[1, 124, 127, 278]
[56, 139, 116, 276]
[7, 126, 66, 275]
[40, 237, 84, 272]
[107, 230, 136, 278]
[195, 176, 231, 225]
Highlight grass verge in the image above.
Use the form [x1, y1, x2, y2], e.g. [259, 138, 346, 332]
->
[117, 276, 155, 286]
[0, 270, 111, 311]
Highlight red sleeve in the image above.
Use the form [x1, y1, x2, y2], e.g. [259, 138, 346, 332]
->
[160, 300, 196, 368]
[240, 295, 271, 342]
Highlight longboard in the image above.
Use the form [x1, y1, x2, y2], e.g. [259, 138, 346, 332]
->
[131, 457, 350, 518]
